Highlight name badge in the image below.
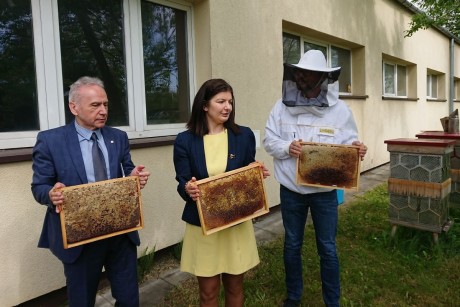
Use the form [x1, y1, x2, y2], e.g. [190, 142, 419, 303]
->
[319, 128, 334, 135]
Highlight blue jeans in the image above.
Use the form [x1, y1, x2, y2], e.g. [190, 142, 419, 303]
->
[280, 185, 340, 307]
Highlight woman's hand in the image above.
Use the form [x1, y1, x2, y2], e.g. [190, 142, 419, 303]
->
[253, 161, 271, 179]
[185, 177, 200, 201]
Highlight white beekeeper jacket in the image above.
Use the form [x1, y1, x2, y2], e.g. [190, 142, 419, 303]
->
[263, 81, 359, 195]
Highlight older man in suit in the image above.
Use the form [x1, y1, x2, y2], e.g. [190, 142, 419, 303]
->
[31, 76, 150, 307]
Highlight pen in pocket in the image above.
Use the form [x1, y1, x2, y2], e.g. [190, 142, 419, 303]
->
[120, 163, 125, 177]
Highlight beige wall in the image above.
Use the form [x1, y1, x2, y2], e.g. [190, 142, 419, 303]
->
[0, 162, 64, 304]
[197, 0, 459, 198]
[2, 0, 459, 305]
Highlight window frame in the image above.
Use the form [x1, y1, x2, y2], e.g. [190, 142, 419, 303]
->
[303, 39, 352, 95]
[0, 0, 196, 150]
[427, 73, 438, 98]
[455, 78, 460, 101]
[382, 61, 407, 98]
[282, 32, 353, 95]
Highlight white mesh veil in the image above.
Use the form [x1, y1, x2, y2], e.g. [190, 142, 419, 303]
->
[282, 64, 341, 108]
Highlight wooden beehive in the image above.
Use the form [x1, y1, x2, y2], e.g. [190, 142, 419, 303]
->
[416, 131, 460, 209]
[385, 138, 455, 234]
[58, 176, 143, 249]
[296, 142, 361, 190]
[196, 163, 269, 235]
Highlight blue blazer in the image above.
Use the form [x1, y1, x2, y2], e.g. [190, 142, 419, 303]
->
[173, 126, 256, 226]
[31, 122, 140, 264]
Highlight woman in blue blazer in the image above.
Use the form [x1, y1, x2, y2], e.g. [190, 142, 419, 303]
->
[173, 79, 269, 306]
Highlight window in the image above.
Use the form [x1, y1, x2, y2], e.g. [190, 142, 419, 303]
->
[141, 2, 190, 125]
[283, 32, 300, 65]
[304, 41, 327, 57]
[58, 0, 128, 126]
[427, 74, 438, 98]
[0, 0, 39, 133]
[331, 46, 351, 94]
[383, 62, 407, 97]
[0, 0, 194, 150]
[382, 54, 417, 99]
[282, 32, 353, 94]
[304, 43, 352, 93]
[455, 78, 460, 101]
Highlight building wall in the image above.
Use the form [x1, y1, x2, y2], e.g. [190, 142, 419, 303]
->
[1, 0, 459, 305]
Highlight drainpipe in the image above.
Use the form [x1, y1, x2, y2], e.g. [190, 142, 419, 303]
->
[450, 38, 455, 114]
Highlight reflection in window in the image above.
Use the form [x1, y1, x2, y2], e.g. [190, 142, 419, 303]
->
[384, 63, 395, 95]
[0, 0, 38, 132]
[58, 0, 128, 126]
[331, 46, 351, 93]
[383, 62, 406, 97]
[397, 65, 407, 96]
[304, 41, 327, 57]
[304, 42, 351, 94]
[455, 79, 460, 100]
[427, 74, 438, 98]
[282, 34, 353, 94]
[283, 33, 300, 64]
[142, 1, 190, 125]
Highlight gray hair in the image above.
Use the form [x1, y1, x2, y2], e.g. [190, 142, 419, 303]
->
[68, 76, 105, 104]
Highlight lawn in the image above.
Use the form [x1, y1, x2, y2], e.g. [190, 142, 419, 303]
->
[160, 184, 460, 306]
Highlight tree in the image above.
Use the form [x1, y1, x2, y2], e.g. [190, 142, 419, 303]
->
[404, 0, 460, 38]
[0, 0, 39, 132]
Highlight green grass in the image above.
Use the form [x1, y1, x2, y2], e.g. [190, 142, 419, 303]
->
[161, 184, 460, 306]
[137, 246, 155, 282]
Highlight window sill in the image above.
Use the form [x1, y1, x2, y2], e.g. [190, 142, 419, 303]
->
[427, 98, 447, 102]
[382, 96, 419, 101]
[339, 94, 369, 100]
[129, 135, 176, 149]
[0, 136, 177, 164]
[0, 147, 33, 164]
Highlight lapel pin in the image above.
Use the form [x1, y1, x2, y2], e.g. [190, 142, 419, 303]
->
[110, 140, 114, 143]
[229, 154, 235, 159]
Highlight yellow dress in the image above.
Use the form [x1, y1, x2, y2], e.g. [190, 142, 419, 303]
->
[180, 130, 260, 276]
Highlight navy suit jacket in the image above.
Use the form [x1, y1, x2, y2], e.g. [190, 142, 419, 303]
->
[173, 126, 256, 226]
[31, 122, 140, 264]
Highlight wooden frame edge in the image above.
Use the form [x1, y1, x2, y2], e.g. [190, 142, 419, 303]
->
[296, 142, 361, 191]
[196, 163, 269, 235]
[59, 176, 143, 249]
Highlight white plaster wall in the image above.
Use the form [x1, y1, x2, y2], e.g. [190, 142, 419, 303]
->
[131, 147, 185, 255]
[1, 0, 459, 305]
[0, 162, 65, 305]
[0, 146, 183, 306]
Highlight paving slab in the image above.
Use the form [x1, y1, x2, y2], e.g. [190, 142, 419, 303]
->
[159, 268, 193, 286]
[139, 279, 176, 307]
[95, 289, 115, 306]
